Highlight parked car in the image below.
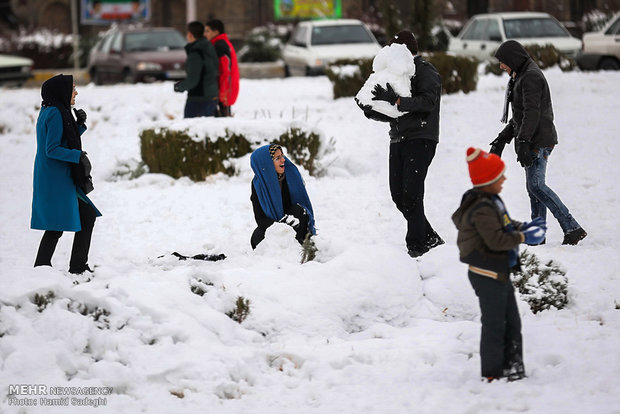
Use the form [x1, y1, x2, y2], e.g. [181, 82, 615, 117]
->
[88, 27, 187, 85]
[282, 19, 381, 76]
[448, 12, 582, 61]
[576, 13, 620, 70]
[0, 54, 33, 87]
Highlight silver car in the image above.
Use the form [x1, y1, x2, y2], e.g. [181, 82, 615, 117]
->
[448, 12, 582, 60]
[282, 19, 381, 76]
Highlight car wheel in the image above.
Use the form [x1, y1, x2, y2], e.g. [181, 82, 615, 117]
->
[122, 69, 135, 83]
[284, 64, 291, 77]
[598, 57, 619, 71]
[91, 69, 103, 85]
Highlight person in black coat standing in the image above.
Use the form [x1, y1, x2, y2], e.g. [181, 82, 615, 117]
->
[490, 40, 586, 246]
[368, 30, 444, 258]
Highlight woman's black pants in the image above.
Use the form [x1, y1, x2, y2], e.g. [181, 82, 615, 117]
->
[34, 199, 97, 274]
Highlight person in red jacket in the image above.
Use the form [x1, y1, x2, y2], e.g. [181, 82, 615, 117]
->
[205, 19, 240, 117]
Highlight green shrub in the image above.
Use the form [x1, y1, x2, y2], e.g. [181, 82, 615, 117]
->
[512, 249, 568, 314]
[325, 58, 374, 99]
[274, 128, 321, 175]
[485, 44, 576, 74]
[325, 53, 478, 98]
[425, 52, 479, 94]
[239, 26, 282, 63]
[226, 296, 251, 323]
[140, 124, 323, 181]
[31, 291, 56, 312]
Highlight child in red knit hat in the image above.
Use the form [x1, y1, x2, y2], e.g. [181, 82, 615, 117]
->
[452, 147, 547, 382]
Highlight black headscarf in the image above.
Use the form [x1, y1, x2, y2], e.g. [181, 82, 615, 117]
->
[41, 74, 82, 151]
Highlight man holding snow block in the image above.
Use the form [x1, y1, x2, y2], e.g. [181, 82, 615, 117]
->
[359, 30, 443, 258]
[490, 40, 586, 246]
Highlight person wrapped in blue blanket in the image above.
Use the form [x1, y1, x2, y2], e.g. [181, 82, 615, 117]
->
[250, 144, 316, 249]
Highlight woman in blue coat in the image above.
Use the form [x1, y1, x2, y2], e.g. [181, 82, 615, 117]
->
[250, 144, 315, 249]
[32, 74, 101, 274]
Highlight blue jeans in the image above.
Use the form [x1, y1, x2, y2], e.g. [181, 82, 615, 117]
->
[525, 147, 580, 233]
[184, 100, 217, 118]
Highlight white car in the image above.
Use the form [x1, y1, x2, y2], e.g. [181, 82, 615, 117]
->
[0, 54, 33, 87]
[576, 13, 620, 70]
[448, 12, 582, 61]
[282, 19, 381, 76]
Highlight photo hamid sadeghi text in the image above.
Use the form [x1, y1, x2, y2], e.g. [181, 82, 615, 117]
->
[7, 384, 112, 408]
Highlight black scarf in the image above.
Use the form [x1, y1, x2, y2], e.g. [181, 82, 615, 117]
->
[501, 76, 515, 124]
[41, 74, 92, 192]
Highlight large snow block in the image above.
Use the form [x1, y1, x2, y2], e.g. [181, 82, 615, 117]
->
[140, 119, 324, 181]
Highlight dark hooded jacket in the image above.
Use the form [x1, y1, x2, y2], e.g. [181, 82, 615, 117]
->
[495, 40, 558, 151]
[388, 55, 441, 144]
[176, 36, 219, 102]
[451, 189, 524, 282]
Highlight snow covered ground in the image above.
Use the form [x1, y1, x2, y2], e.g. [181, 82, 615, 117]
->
[1, 68, 619, 414]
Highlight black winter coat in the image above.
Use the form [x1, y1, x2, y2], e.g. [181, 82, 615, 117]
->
[496, 41, 558, 151]
[388, 55, 441, 144]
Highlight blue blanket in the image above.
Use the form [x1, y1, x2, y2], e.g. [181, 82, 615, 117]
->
[250, 145, 315, 235]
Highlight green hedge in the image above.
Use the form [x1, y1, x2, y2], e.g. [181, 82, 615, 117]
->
[140, 126, 322, 181]
[325, 53, 479, 98]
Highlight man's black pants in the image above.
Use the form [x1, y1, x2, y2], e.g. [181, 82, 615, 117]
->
[468, 272, 524, 378]
[389, 139, 439, 252]
[34, 199, 97, 274]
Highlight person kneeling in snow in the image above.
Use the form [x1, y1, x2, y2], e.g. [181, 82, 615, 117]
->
[452, 147, 547, 382]
[250, 144, 316, 251]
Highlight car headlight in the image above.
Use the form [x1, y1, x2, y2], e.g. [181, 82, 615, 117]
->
[136, 62, 162, 71]
[21, 66, 31, 73]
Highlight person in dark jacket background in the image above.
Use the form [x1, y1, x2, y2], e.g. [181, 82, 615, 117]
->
[174, 21, 219, 118]
[367, 30, 443, 258]
[205, 19, 240, 117]
[452, 147, 546, 382]
[32, 74, 102, 275]
[490, 40, 586, 246]
[250, 144, 315, 250]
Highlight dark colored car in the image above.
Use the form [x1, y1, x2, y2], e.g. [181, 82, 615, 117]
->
[88, 27, 187, 85]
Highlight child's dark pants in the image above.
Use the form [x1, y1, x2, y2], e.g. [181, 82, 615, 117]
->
[468, 271, 524, 378]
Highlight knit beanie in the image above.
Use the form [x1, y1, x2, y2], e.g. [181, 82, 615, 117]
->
[466, 147, 505, 187]
[389, 30, 418, 55]
[268, 144, 282, 160]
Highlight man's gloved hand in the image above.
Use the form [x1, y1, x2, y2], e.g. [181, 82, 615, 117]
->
[523, 226, 546, 245]
[73, 108, 87, 125]
[80, 151, 92, 176]
[516, 140, 533, 167]
[355, 98, 394, 123]
[371, 83, 398, 105]
[522, 217, 547, 231]
[173, 81, 183, 92]
[489, 138, 506, 157]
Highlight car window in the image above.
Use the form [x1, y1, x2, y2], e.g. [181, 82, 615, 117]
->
[310, 24, 374, 45]
[487, 19, 502, 40]
[111, 33, 122, 53]
[503, 18, 569, 38]
[124, 31, 185, 52]
[290, 26, 308, 47]
[461, 19, 489, 40]
[605, 17, 620, 35]
[100, 33, 115, 53]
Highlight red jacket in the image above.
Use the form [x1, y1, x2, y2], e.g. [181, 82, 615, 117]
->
[210, 33, 240, 106]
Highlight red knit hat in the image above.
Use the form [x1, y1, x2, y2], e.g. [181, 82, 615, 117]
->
[466, 147, 505, 187]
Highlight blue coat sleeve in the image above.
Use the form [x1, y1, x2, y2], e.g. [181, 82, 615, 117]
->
[45, 108, 81, 164]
